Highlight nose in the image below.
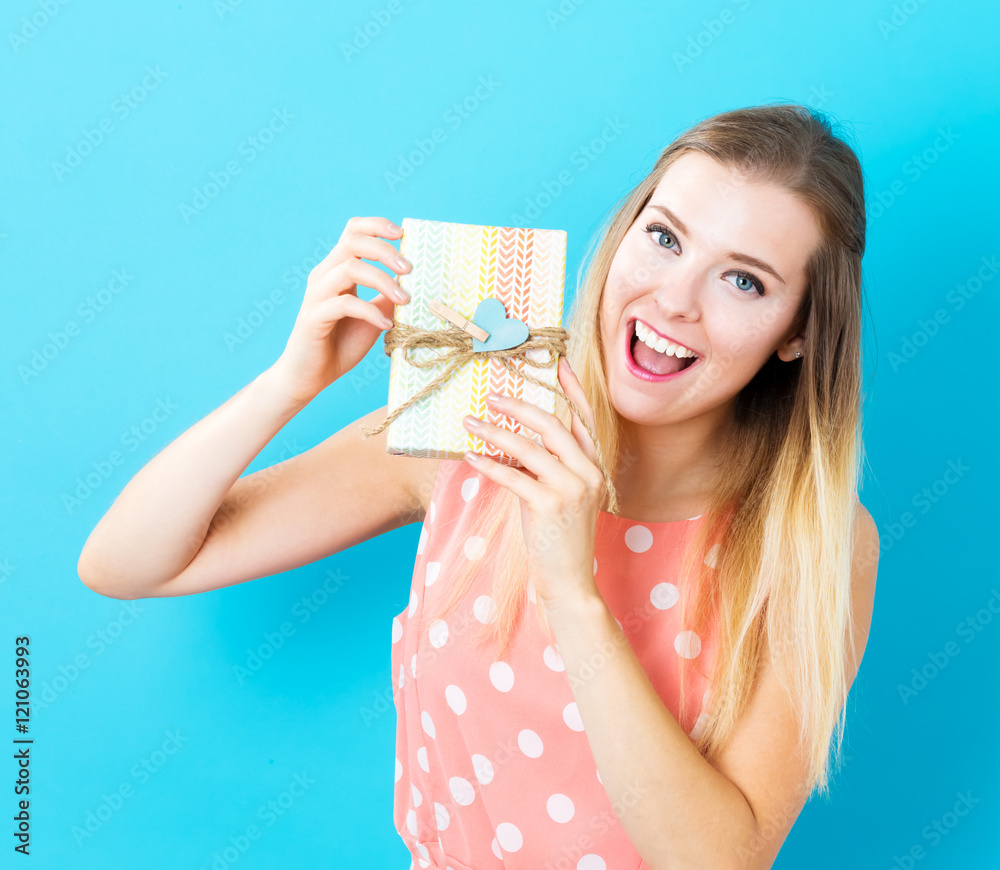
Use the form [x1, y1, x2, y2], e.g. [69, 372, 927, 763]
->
[651, 263, 702, 321]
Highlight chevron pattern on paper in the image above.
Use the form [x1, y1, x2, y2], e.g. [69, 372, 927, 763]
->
[385, 217, 566, 466]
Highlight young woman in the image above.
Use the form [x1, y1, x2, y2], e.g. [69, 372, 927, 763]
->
[79, 103, 879, 870]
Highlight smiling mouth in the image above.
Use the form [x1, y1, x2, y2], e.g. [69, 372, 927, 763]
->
[627, 319, 699, 377]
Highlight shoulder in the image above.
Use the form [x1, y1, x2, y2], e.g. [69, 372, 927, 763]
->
[702, 498, 880, 865]
[848, 497, 879, 677]
[851, 497, 878, 565]
[404, 454, 445, 524]
[352, 404, 443, 527]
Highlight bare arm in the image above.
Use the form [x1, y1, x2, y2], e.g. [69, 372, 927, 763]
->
[77, 367, 303, 597]
[78, 214, 436, 599]
[78, 376, 441, 600]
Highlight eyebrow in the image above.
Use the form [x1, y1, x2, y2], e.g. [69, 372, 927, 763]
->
[647, 203, 787, 286]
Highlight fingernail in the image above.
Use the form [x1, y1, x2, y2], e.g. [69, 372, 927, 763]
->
[381, 316, 394, 328]
[387, 221, 402, 234]
[395, 255, 411, 271]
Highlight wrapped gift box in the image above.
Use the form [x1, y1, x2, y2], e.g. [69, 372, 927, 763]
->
[385, 217, 567, 467]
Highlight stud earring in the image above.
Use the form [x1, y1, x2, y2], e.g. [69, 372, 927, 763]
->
[795, 350, 801, 358]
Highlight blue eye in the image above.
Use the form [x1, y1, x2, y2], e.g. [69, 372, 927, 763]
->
[642, 222, 767, 297]
[643, 222, 679, 251]
[728, 270, 766, 297]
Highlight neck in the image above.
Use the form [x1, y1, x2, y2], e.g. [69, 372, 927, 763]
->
[611, 401, 734, 523]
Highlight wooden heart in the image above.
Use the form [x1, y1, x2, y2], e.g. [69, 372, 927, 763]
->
[470, 298, 529, 352]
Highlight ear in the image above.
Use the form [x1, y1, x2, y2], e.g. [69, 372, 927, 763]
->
[777, 298, 808, 362]
[775, 329, 806, 363]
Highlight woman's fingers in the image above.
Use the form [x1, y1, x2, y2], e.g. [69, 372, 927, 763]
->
[339, 226, 411, 283]
[310, 291, 394, 334]
[476, 393, 601, 493]
[311, 216, 406, 282]
[557, 358, 600, 465]
[308, 257, 410, 307]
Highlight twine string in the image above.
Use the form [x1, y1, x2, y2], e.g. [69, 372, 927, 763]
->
[360, 321, 620, 515]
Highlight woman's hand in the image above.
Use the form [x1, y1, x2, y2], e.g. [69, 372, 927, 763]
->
[461, 357, 604, 613]
[269, 216, 412, 406]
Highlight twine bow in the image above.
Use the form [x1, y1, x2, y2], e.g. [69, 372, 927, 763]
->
[360, 319, 620, 515]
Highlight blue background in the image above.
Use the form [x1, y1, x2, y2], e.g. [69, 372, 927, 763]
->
[2, 0, 998, 867]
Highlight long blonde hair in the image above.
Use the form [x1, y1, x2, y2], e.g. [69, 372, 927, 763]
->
[419, 103, 869, 799]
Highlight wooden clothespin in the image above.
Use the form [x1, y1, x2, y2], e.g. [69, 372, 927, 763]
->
[426, 299, 490, 343]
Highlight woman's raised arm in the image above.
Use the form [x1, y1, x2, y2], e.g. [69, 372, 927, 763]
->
[77, 216, 437, 599]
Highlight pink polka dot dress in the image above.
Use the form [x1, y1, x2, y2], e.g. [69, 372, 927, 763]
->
[390, 459, 720, 870]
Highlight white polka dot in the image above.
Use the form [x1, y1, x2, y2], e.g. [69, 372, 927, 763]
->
[473, 594, 498, 623]
[461, 476, 480, 502]
[489, 661, 514, 692]
[406, 809, 417, 835]
[543, 645, 565, 672]
[425, 562, 440, 586]
[415, 842, 430, 861]
[434, 802, 450, 830]
[688, 513, 703, 521]
[449, 776, 476, 806]
[410, 654, 417, 678]
[417, 746, 429, 772]
[495, 822, 523, 852]
[563, 701, 584, 732]
[429, 619, 449, 648]
[417, 860, 429, 870]
[398, 663, 405, 688]
[547, 793, 575, 823]
[408, 588, 418, 616]
[391, 616, 403, 643]
[491, 838, 502, 860]
[429, 499, 436, 523]
[517, 729, 543, 758]
[464, 535, 486, 559]
[614, 617, 622, 632]
[690, 712, 710, 740]
[472, 754, 494, 784]
[417, 526, 428, 554]
[675, 630, 702, 659]
[593, 556, 598, 575]
[624, 525, 653, 553]
[445, 684, 467, 715]
[595, 767, 602, 785]
[650, 582, 679, 610]
[411, 783, 422, 806]
[578, 856, 607, 870]
[704, 543, 720, 569]
[395, 757, 402, 783]
[421, 711, 436, 738]
[526, 578, 536, 603]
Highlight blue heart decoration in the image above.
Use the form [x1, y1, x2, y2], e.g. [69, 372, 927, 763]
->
[470, 297, 529, 353]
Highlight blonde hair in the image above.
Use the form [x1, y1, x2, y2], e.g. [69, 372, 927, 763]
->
[418, 103, 869, 800]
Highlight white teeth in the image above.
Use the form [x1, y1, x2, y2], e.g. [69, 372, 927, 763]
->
[634, 320, 697, 359]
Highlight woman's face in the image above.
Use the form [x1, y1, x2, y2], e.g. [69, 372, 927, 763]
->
[599, 151, 823, 428]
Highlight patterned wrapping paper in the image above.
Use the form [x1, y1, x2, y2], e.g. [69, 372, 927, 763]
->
[385, 217, 567, 467]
